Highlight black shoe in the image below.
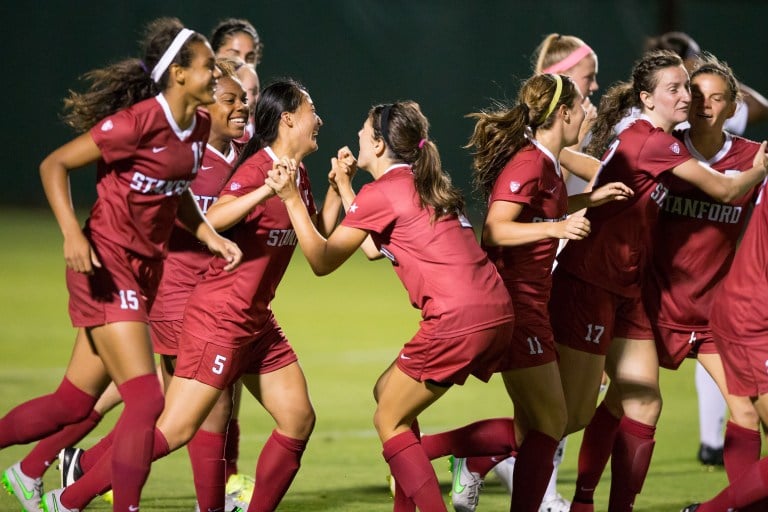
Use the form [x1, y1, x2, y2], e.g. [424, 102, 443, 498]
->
[681, 504, 700, 512]
[58, 447, 84, 487]
[697, 443, 724, 466]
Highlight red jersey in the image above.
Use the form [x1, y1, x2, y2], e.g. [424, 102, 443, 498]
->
[483, 141, 567, 319]
[646, 131, 759, 329]
[88, 94, 210, 259]
[556, 118, 691, 297]
[181, 147, 317, 345]
[711, 178, 768, 343]
[150, 142, 240, 321]
[341, 165, 514, 338]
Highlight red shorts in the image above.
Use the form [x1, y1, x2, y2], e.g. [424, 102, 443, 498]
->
[67, 235, 162, 327]
[395, 321, 515, 385]
[654, 326, 716, 370]
[714, 333, 768, 397]
[174, 316, 297, 390]
[151, 319, 182, 356]
[497, 317, 557, 371]
[549, 270, 653, 356]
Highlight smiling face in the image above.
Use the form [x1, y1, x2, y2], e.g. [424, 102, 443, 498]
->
[563, 93, 587, 146]
[689, 72, 737, 134]
[641, 64, 691, 130]
[208, 76, 248, 142]
[290, 92, 323, 157]
[356, 117, 379, 171]
[180, 41, 220, 106]
[216, 32, 257, 65]
[563, 53, 599, 98]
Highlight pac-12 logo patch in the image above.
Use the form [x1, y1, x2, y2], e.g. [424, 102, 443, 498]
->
[669, 142, 680, 155]
[509, 181, 521, 193]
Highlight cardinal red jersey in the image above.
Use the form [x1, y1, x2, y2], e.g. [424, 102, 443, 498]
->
[483, 141, 567, 321]
[181, 147, 316, 345]
[645, 131, 759, 330]
[341, 165, 514, 338]
[150, 142, 241, 321]
[711, 177, 768, 344]
[88, 94, 210, 259]
[556, 118, 691, 297]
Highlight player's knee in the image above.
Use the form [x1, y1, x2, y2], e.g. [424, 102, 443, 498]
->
[52, 379, 99, 424]
[123, 382, 164, 424]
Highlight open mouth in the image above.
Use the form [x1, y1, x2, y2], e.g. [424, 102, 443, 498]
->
[229, 116, 247, 127]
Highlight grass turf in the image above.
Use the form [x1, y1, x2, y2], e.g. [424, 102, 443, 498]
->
[0, 208, 730, 511]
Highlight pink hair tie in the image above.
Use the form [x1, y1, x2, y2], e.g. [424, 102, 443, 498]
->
[418, 138, 427, 149]
[541, 44, 594, 74]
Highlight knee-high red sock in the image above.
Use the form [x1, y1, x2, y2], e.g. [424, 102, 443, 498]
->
[420, 417, 517, 460]
[111, 374, 164, 512]
[511, 430, 558, 512]
[225, 418, 240, 481]
[608, 417, 655, 512]
[188, 429, 226, 512]
[61, 428, 170, 510]
[573, 401, 621, 505]
[0, 378, 97, 448]
[724, 421, 761, 481]
[20, 409, 102, 478]
[698, 456, 768, 511]
[391, 420, 421, 512]
[249, 430, 307, 512]
[80, 429, 115, 473]
[382, 431, 447, 512]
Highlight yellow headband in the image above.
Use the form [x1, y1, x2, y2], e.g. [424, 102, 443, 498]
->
[539, 74, 563, 124]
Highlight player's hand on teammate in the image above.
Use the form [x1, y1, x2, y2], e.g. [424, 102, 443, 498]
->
[555, 215, 591, 240]
[753, 140, 768, 178]
[266, 157, 299, 200]
[329, 146, 357, 192]
[64, 230, 102, 274]
[587, 181, 634, 207]
[204, 233, 243, 272]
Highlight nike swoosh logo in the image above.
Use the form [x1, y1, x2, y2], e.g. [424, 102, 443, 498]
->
[11, 468, 35, 500]
[201, 165, 213, 170]
[452, 459, 465, 494]
[152, 147, 167, 153]
[399, 353, 411, 360]
[128, 506, 140, 511]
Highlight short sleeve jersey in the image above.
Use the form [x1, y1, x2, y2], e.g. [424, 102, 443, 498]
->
[710, 177, 768, 343]
[150, 142, 241, 321]
[483, 142, 567, 319]
[88, 94, 210, 259]
[341, 165, 514, 338]
[645, 131, 759, 329]
[181, 147, 317, 345]
[556, 118, 692, 297]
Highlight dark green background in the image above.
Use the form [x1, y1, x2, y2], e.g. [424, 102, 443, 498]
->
[4, 1, 767, 218]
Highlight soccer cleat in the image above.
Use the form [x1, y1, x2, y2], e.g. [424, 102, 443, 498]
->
[539, 493, 571, 512]
[41, 489, 79, 512]
[57, 448, 83, 488]
[697, 444, 724, 466]
[1, 461, 44, 512]
[225, 473, 254, 509]
[449, 456, 483, 512]
[386, 474, 396, 497]
[681, 505, 700, 512]
[101, 489, 113, 504]
[491, 456, 515, 495]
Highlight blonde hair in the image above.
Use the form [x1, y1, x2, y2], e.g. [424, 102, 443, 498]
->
[533, 33, 589, 73]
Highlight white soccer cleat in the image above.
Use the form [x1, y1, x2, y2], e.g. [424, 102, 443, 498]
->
[225, 473, 254, 509]
[539, 492, 571, 512]
[491, 456, 515, 495]
[1, 461, 44, 512]
[449, 456, 483, 512]
[41, 488, 79, 512]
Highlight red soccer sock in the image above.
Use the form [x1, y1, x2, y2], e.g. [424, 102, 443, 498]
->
[0, 377, 97, 448]
[20, 409, 102, 478]
[511, 430, 558, 512]
[420, 417, 517, 460]
[698, 456, 768, 511]
[250, 430, 307, 512]
[225, 418, 240, 481]
[383, 431, 447, 512]
[466, 455, 508, 477]
[80, 429, 115, 473]
[608, 417, 655, 512]
[111, 374, 164, 512]
[573, 401, 621, 505]
[188, 429, 226, 512]
[61, 428, 170, 510]
[724, 421, 761, 482]
[393, 476, 416, 512]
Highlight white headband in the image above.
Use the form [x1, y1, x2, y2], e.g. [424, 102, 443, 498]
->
[150, 28, 195, 83]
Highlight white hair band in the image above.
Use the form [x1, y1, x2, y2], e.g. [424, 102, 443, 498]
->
[150, 28, 195, 83]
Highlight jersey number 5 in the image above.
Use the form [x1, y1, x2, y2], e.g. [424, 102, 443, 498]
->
[212, 354, 227, 375]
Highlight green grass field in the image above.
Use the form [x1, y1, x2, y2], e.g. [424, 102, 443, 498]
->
[0, 209, 731, 511]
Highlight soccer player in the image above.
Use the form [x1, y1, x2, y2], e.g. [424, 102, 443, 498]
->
[210, 18, 263, 67]
[0, 18, 243, 512]
[43, 79, 342, 512]
[549, 50, 768, 512]
[421, 74, 631, 512]
[267, 100, 518, 512]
